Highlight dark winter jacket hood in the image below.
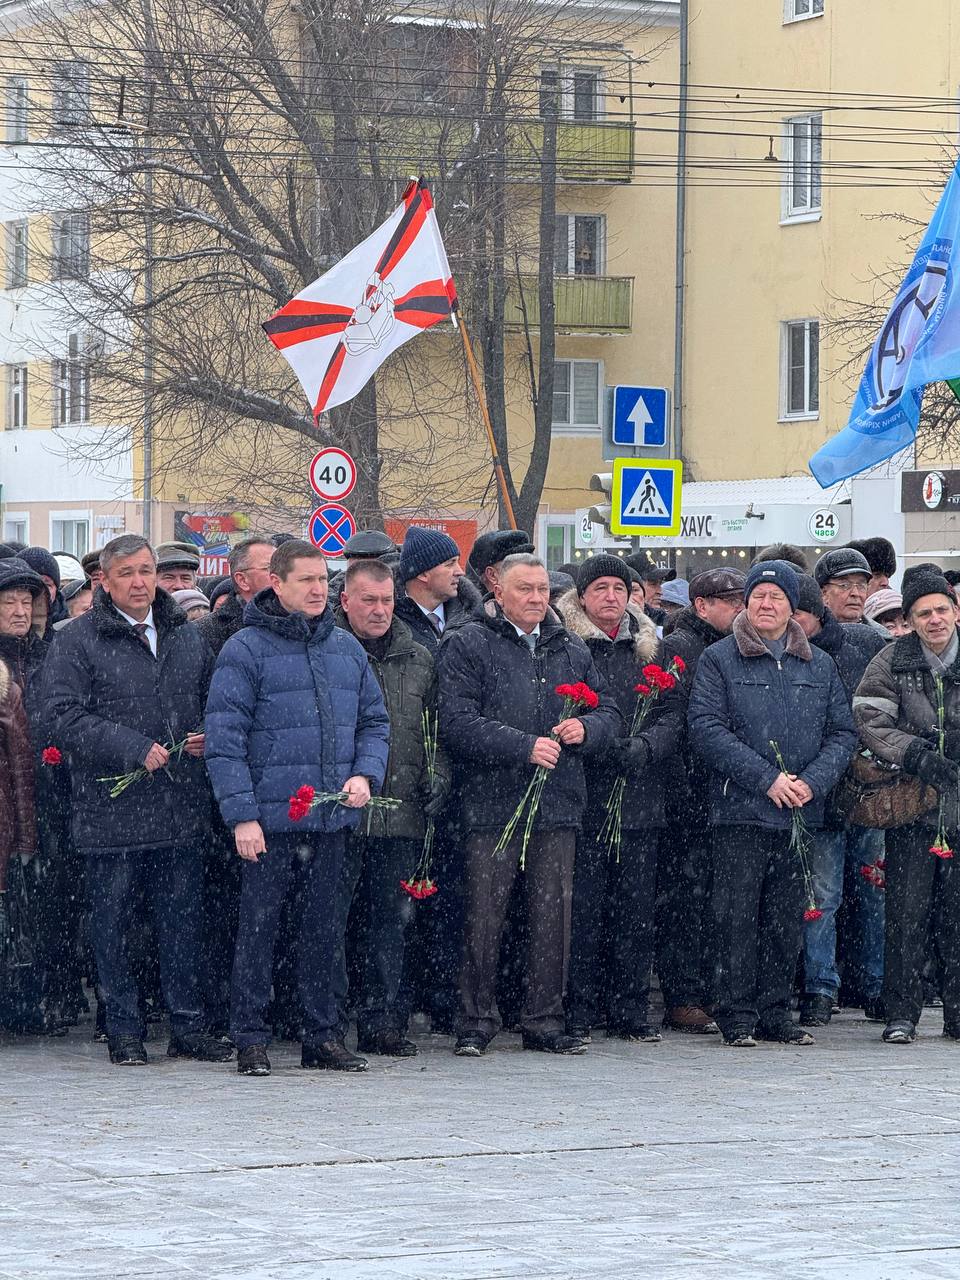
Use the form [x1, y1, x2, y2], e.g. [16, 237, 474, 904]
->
[243, 586, 333, 644]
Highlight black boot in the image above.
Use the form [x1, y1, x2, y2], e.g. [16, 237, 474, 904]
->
[167, 1032, 235, 1062]
[799, 994, 834, 1027]
[237, 1045, 271, 1076]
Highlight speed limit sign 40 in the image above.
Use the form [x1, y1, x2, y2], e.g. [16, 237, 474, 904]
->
[310, 447, 357, 501]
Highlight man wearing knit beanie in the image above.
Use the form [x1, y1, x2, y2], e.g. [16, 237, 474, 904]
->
[576, 554, 632, 598]
[394, 526, 484, 657]
[854, 568, 960, 1044]
[688, 557, 856, 1046]
[20, 545, 60, 602]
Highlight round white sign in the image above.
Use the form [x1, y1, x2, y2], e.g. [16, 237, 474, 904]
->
[309, 447, 357, 501]
[808, 509, 840, 543]
[923, 471, 945, 510]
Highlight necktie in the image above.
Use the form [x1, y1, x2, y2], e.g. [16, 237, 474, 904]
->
[428, 612, 443, 636]
[133, 623, 151, 651]
[523, 631, 537, 652]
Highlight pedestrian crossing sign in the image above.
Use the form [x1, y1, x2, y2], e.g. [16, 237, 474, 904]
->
[610, 458, 683, 536]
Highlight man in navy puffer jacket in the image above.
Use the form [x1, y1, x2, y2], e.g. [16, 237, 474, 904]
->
[205, 540, 389, 1078]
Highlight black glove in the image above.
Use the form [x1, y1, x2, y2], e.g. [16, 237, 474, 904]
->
[618, 737, 651, 769]
[914, 748, 960, 794]
[423, 777, 450, 820]
[943, 730, 960, 762]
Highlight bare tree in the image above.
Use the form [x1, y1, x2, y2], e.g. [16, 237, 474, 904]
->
[5, 0, 650, 530]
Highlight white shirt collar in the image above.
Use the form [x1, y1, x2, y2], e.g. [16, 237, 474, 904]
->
[115, 605, 155, 631]
[511, 622, 540, 640]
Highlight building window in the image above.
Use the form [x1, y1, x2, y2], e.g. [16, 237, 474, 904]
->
[784, 0, 824, 21]
[55, 334, 90, 426]
[53, 213, 89, 280]
[552, 359, 601, 430]
[6, 365, 27, 429]
[51, 517, 89, 558]
[539, 68, 602, 121]
[781, 320, 819, 419]
[52, 61, 89, 129]
[5, 76, 28, 143]
[554, 215, 605, 276]
[4, 515, 27, 544]
[5, 221, 27, 288]
[783, 114, 822, 219]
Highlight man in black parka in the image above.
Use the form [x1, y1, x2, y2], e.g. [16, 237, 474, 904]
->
[438, 553, 621, 1057]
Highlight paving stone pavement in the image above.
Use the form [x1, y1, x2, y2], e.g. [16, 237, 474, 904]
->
[2, 1009, 960, 1279]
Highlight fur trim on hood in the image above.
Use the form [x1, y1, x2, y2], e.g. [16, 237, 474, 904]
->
[733, 610, 811, 661]
[555, 588, 658, 665]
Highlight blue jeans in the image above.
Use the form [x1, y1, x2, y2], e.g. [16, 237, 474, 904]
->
[85, 845, 207, 1040]
[231, 832, 347, 1049]
[804, 826, 885, 1000]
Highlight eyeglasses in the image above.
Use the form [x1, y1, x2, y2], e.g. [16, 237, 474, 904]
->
[825, 578, 868, 591]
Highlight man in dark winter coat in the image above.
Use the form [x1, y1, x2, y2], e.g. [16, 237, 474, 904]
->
[556, 556, 683, 1044]
[204, 539, 390, 1078]
[793, 575, 888, 1025]
[815, 546, 890, 641]
[688, 560, 856, 1047]
[43, 534, 230, 1068]
[394, 525, 483, 652]
[659, 566, 746, 1032]
[438, 553, 621, 1057]
[854, 569, 960, 1044]
[194, 536, 274, 659]
[192, 534, 274, 1034]
[337, 558, 449, 1057]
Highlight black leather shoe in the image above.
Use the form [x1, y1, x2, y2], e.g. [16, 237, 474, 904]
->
[943, 1020, 960, 1040]
[882, 1020, 916, 1044]
[608, 1023, 662, 1044]
[799, 994, 834, 1027]
[757, 1022, 815, 1045]
[566, 1024, 592, 1044]
[301, 1039, 368, 1071]
[237, 1045, 271, 1076]
[357, 1030, 418, 1057]
[521, 1030, 587, 1055]
[167, 1032, 235, 1062]
[108, 1036, 148, 1066]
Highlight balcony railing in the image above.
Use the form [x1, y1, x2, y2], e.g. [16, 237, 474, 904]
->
[505, 274, 633, 334]
[510, 119, 635, 184]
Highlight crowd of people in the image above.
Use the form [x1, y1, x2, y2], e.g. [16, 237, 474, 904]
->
[0, 521, 956, 1075]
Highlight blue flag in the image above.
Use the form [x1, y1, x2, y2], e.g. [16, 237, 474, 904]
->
[810, 158, 960, 488]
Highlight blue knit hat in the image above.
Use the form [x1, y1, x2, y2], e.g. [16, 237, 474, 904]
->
[744, 559, 800, 612]
[399, 526, 460, 582]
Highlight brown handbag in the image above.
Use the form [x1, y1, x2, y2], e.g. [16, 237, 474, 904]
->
[834, 750, 938, 830]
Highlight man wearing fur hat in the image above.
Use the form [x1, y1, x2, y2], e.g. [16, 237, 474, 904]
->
[466, 529, 535, 594]
[556, 555, 683, 1044]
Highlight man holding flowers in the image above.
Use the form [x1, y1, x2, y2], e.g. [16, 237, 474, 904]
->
[438, 553, 620, 1058]
[557, 556, 684, 1045]
[204, 539, 389, 1078]
[687, 560, 855, 1048]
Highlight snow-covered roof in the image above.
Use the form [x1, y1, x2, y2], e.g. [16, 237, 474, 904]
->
[682, 476, 851, 507]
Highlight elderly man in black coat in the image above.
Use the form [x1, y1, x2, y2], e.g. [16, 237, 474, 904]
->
[43, 534, 230, 1068]
[438, 553, 621, 1057]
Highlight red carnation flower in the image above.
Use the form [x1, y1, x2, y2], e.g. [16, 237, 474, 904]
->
[41, 746, 62, 766]
[634, 683, 653, 696]
[296, 784, 315, 805]
[803, 908, 823, 921]
[401, 877, 438, 900]
[642, 663, 664, 682]
[672, 656, 686, 675]
[931, 843, 955, 860]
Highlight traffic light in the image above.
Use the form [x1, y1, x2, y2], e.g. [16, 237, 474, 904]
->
[588, 472, 614, 532]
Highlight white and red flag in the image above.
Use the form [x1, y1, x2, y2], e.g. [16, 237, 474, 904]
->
[264, 179, 457, 420]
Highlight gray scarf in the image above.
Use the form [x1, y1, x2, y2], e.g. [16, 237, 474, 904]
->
[921, 627, 960, 676]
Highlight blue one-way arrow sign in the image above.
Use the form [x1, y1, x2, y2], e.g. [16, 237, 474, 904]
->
[612, 385, 669, 448]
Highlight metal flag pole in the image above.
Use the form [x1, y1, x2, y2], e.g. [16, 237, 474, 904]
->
[454, 313, 518, 531]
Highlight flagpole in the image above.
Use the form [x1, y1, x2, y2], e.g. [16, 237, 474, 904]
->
[456, 314, 518, 531]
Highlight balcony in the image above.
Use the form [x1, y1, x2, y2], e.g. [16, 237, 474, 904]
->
[510, 119, 635, 184]
[504, 274, 633, 335]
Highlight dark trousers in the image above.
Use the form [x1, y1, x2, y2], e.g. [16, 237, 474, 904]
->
[883, 822, 960, 1025]
[458, 828, 575, 1040]
[85, 845, 206, 1040]
[656, 824, 714, 1009]
[567, 828, 660, 1031]
[406, 818, 464, 1029]
[341, 834, 417, 1036]
[711, 826, 804, 1037]
[231, 832, 347, 1050]
[200, 827, 241, 1033]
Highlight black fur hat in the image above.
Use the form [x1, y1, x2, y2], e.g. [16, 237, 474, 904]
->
[753, 543, 810, 574]
[846, 538, 897, 579]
